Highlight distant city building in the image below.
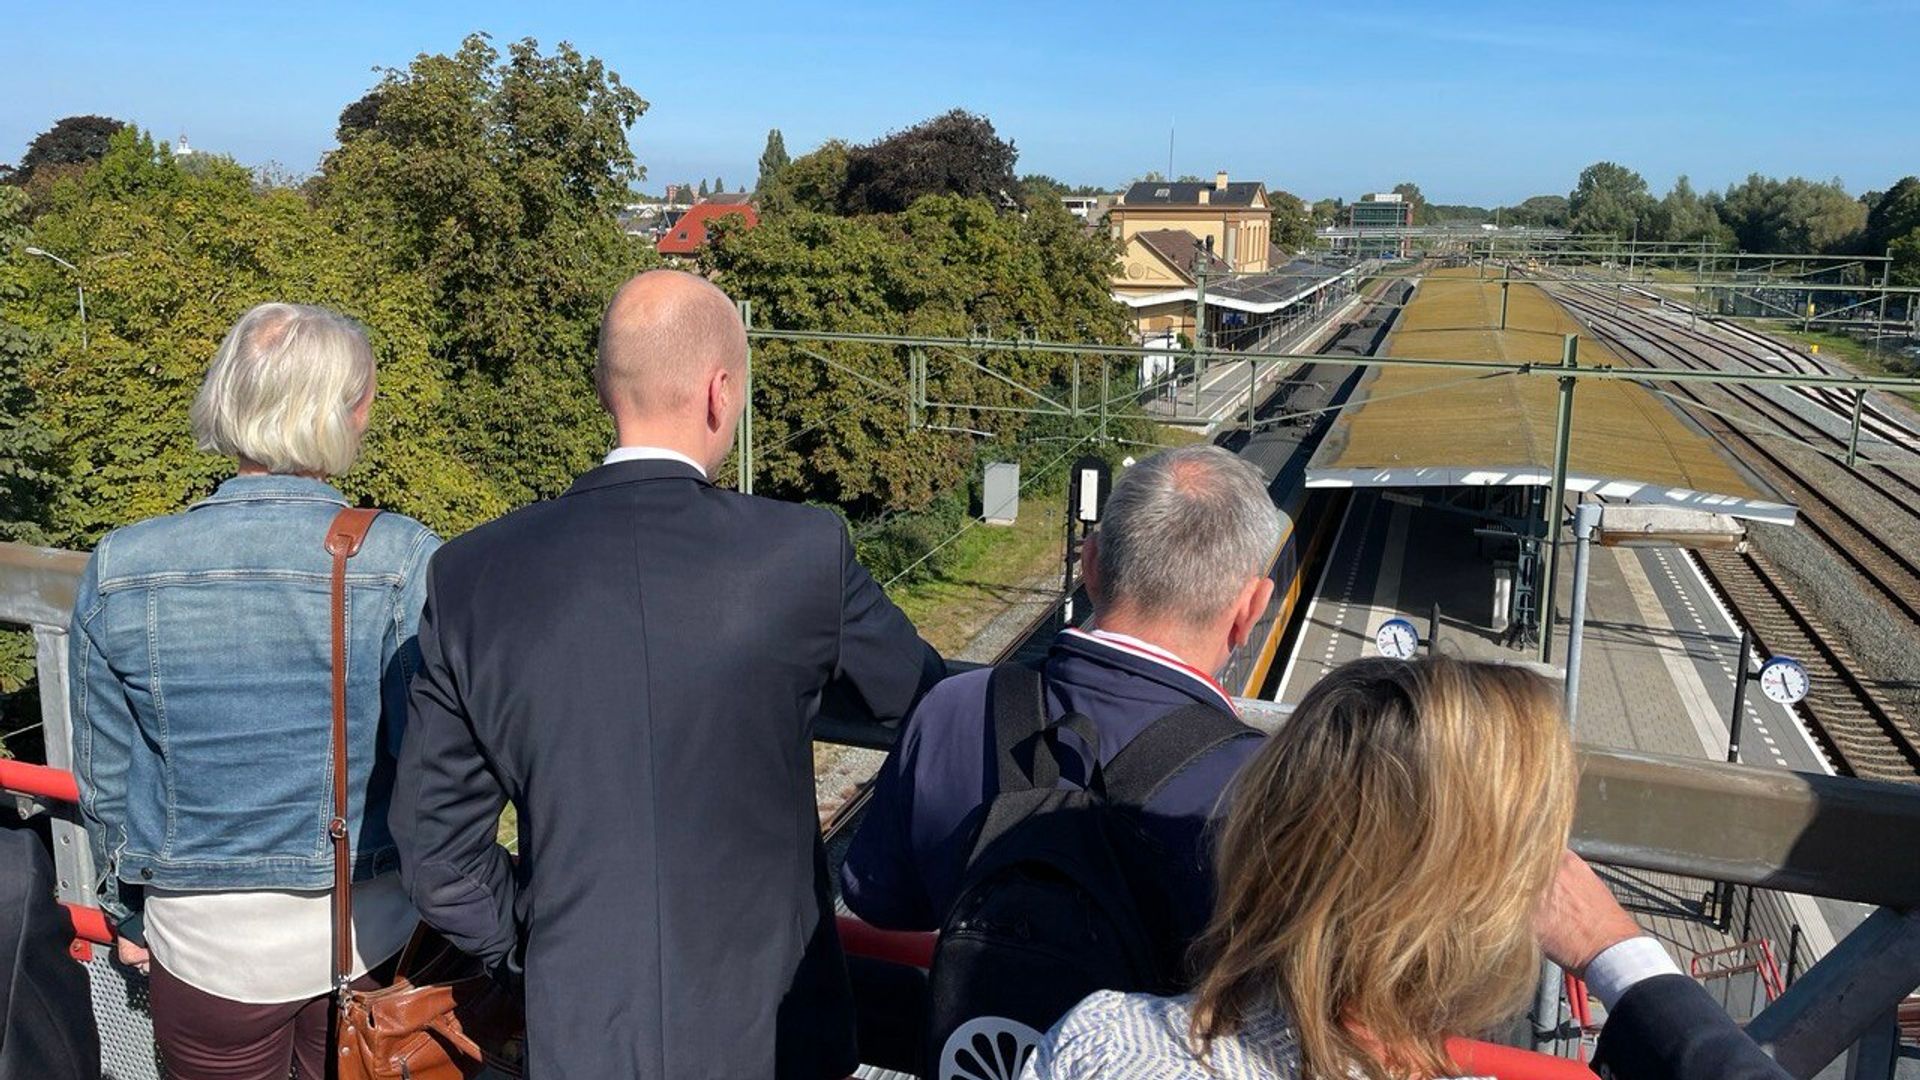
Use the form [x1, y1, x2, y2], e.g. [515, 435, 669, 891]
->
[657, 201, 759, 257]
[1338, 193, 1413, 258]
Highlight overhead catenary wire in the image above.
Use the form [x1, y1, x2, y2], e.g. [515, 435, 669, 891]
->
[880, 430, 1099, 589]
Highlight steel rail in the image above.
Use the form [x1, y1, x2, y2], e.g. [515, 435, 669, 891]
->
[1553, 293, 1920, 634]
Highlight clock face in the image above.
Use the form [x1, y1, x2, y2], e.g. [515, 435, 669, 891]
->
[1757, 657, 1810, 705]
[1375, 618, 1420, 661]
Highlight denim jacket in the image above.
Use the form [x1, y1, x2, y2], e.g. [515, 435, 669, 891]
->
[68, 475, 440, 938]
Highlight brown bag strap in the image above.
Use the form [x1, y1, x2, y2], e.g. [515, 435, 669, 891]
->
[325, 506, 382, 999]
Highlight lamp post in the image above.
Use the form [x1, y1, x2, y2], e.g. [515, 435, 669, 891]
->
[23, 246, 86, 350]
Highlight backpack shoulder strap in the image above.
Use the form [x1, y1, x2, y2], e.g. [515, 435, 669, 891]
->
[988, 663, 1051, 793]
[1101, 704, 1256, 807]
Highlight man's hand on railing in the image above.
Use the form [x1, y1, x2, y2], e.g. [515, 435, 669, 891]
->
[1532, 849, 1641, 977]
[116, 937, 150, 976]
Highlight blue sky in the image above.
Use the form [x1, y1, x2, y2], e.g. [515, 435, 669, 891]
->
[4, 0, 1915, 206]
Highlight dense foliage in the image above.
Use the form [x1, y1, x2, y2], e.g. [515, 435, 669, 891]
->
[839, 110, 1018, 215]
[703, 193, 1134, 516]
[314, 34, 656, 507]
[14, 115, 128, 185]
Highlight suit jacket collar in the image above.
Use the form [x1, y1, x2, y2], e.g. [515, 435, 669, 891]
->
[564, 458, 712, 497]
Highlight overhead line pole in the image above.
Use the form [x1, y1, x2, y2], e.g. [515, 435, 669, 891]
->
[1539, 333, 1579, 666]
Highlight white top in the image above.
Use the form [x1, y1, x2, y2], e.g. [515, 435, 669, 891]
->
[1021, 941, 1682, 1079]
[144, 874, 418, 1004]
[1020, 991, 1489, 1080]
[604, 445, 707, 476]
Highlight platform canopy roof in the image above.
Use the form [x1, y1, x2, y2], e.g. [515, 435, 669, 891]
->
[1305, 272, 1799, 525]
[1116, 256, 1365, 314]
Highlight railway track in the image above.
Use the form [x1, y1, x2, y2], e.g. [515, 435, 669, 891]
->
[1692, 547, 1920, 783]
[1550, 288, 1920, 634]
[1569, 286, 1920, 512]
[1536, 279, 1920, 781]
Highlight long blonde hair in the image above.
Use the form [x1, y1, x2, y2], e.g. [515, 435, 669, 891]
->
[1188, 656, 1576, 1079]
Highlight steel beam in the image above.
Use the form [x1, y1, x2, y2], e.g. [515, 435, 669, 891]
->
[1747, 905, 1920, 1078]
[1570, 748, 1920, 909]
[0, 543, 88, 628]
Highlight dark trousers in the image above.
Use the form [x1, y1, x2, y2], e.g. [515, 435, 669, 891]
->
[148, 960, 388, 1080]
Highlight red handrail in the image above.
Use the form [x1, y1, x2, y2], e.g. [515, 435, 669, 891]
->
[65, 903, 111, 945]
[0, 758, 81, 803]
[836, 914, 936, 969]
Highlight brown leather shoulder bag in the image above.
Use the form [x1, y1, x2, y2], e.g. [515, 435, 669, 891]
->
[323, 507, 524, 1079]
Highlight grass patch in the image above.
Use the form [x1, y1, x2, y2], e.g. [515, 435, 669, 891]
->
[888, 495, 1068, 657]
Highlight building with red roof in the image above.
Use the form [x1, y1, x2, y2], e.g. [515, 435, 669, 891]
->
[657, 200, 759, 256]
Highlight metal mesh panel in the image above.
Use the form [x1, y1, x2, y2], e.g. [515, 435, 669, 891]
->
[86, 953, 164, 1080]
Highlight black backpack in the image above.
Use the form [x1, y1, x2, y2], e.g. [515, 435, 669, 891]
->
[923, 663, 1252, 1080]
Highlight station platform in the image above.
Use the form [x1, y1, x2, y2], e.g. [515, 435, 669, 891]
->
[1271, 489, 1870, 1022]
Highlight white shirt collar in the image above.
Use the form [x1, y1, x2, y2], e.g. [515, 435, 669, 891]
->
[604, 445, 707, 478]
[1062, 627, 1239, 714]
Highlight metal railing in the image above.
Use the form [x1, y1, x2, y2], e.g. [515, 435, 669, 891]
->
[4, 538, 1916, 1077]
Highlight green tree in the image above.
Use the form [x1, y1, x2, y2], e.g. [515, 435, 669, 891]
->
[1717, 174, 1865, 253]
[1568, 162, 1656, 239]
[756, 129, 791, 194]
[839, 110, 1017, 215]
[1308, 197, 1342, 228]
[1267, 189, 1314, 252]
[13, 129, 503, 546]
[1650, 175, 1730, 246]
[758, 140, 850, 215]
[1391, 182, 1426, 224]
[13, 115, 129, 184]
[1867, 178, 1920, 285]
[1497, 194, 1569, 228]
[315, 33, 655, 506]
[1018, 173, 1068, 201]
[698, 178, 710, 199]
[702, 194, 1128, 515]
[0, 186, 54, 546]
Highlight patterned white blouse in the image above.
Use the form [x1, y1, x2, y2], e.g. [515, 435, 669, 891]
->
[1019, 991, 1493, 1080]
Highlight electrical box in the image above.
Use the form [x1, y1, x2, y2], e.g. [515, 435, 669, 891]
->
[983, 462, 1020, 525]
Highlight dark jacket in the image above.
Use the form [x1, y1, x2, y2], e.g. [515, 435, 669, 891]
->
[841, 629, 1263, 941]
[1593, 974, 1791, 1079]
[0, 827, 99, 1080]
[389, 458, 943, 1080]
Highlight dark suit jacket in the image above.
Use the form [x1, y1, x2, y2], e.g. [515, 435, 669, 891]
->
[0, 826, 99, 1080]
[1593, 974, 1790, 1079]
[390, 459, 943, 1080]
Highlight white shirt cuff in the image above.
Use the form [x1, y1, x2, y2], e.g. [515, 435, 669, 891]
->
[1583, 935, 1683, 1011]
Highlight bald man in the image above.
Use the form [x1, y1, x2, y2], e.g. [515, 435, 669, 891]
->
[391, 271, 944, 1079]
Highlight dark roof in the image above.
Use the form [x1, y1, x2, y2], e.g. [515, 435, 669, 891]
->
[657, 202, 759, 255]
[705, 192, 754, 206]
[1134, 228, 1231, 279]
[1121, 181, 1265, 208]
[1207, 255, 1358, 307]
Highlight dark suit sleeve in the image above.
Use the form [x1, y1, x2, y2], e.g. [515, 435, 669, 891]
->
[839, 708, 937, 930]
[1592, 974, 1790, 1080]
[833, 525, 945, 723]
[389, 558, 520, 980]
[0, 829, 99, 1080]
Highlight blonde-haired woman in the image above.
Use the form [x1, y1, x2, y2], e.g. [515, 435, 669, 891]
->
[70, 303, 439, 1080]
[1023, 656, 1577, 1080]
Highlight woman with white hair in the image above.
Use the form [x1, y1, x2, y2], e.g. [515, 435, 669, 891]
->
[68, 303, 440, 1079]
